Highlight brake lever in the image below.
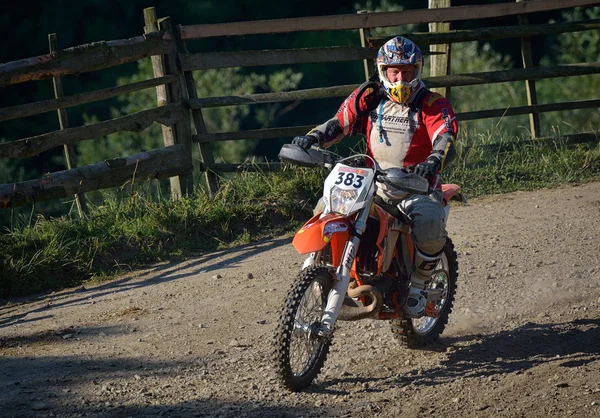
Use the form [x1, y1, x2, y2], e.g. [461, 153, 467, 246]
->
[430, 174, 440, 193]
[323, 151, 338, 169]
[375, 169, 387, 184]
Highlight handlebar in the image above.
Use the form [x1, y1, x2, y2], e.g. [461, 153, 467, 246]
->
[376, 167, 431, 195]
[278, 144, 337, 168]
[279, 144, 434, 195]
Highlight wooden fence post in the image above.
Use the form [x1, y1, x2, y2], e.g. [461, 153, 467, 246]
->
[357, 10, 376, 81]
[171, 29, 219, 196]
[143, 7, 192, 198]
[428, 0, 452, 101]
[517, 0, 541, 138]
[48, 33, 88, 218]
[158, 16, 194, 196]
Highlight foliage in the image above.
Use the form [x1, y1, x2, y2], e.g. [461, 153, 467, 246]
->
[0, 165, 326, 298]
[444, 130, 600, 197]
[537, 7, 600, 135]
[450, 42, 532, 140]
[77, 59, 303, 167]
[354, 0, 422, 36]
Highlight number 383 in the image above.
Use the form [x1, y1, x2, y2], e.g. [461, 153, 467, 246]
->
[334, 172, 364, 188]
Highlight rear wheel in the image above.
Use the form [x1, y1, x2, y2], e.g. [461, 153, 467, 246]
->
[391, 238, 458, 348]
[273, 267, 333, 391]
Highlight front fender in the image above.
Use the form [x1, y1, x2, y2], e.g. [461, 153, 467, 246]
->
[292, 212, 351, 267]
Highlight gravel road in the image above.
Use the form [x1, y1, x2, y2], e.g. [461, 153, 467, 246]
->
[1, 182, 599, 418]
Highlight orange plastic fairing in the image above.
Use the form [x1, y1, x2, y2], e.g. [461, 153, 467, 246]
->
[293, 212, 351, 267]
[372, 205, 395, 276]
[442, 184, 461, 205]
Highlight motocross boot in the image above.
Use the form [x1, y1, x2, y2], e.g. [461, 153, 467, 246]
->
[404, 249, 441, 318]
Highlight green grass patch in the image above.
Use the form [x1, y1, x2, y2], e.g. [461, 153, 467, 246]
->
[446, 131, 600, 196]
[0, 165, 326, 298]
[1, 132, 599, 298]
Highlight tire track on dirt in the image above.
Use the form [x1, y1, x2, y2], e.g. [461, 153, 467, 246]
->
[1, 182, 599, 417]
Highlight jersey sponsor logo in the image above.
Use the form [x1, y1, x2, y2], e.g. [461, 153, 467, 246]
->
[325, 120, 341, 137]
[425, 93, 443, 107]
[369, 112, 411, 125]
[441, 108, 453, 133]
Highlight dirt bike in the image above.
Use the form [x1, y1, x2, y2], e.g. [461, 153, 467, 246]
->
[273, 144, 466, 392]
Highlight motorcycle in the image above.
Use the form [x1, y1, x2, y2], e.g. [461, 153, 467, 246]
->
[273, 144, 466, 391]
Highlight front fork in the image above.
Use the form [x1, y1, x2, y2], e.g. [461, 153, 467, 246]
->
[317, 205, 371, 338]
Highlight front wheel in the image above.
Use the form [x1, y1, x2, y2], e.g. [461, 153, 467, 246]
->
[273, 267, 333, 391]
[391, 238, 458, 348]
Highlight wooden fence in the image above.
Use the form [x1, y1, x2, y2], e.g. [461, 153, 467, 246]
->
[0, 0, 599, 212]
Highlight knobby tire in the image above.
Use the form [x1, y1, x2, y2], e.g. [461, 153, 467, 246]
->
[391, 238, 458, 348]
[273, 266, 333, 391]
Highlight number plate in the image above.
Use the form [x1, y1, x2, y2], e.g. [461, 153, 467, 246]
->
[333, 167, 367, 190]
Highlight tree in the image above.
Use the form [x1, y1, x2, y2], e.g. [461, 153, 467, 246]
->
[76, 57, 303, 188]
[537, 7, 600, 135]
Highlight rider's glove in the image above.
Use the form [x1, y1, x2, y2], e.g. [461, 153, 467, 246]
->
[415, 156, 441, 181]
[292, 134, 320, 150]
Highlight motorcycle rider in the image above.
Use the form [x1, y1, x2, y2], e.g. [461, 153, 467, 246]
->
[292, 36, 458, 318]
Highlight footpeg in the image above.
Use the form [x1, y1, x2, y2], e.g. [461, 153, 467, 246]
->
[316, 326, 332, 342]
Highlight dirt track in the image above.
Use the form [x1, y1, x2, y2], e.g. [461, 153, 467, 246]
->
[1, 182, 600, 418]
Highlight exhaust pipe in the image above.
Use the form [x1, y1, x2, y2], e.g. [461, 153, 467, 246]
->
[338, 284, 383, 321]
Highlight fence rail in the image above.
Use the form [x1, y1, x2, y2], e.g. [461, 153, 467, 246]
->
[0, 31, 172, 88]
[367, 19, 600, 47]
[0, 75, 178, 122]
[192, 98, 600, 145]
[0, 103, 185, 159]
[0, 1, 598, 209]
[179, 19, 600, 71]
[180, 47, 443, 72]
[198, 130, 600, 173]
[0, 145, 191, 209]
[189, 63, 600, 111]
[458, 98, 600, 121]
[178, 0, 600, 39]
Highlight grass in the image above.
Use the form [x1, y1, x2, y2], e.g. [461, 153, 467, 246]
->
[1, 130, 599, 298]
[446, 129, 600, 196]
[0, 165, 326, 298]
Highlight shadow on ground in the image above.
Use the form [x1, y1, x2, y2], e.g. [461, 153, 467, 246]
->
[313, 318, 600, 394]
[0, 236, 291, 330]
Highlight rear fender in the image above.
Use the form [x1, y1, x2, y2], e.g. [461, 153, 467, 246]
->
[442, 184, 468, 206]
[293, 212, 351, 267]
